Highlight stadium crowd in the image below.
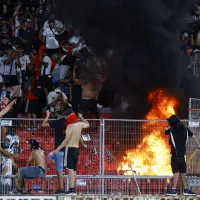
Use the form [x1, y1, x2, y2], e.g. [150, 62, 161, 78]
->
[0, 0, 199, 196]
[181, 0, 200, 57]
[0, 0, 115, 195]
[0, 0, 115, 124]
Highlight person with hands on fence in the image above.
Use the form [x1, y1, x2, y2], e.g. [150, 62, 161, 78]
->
[0, 99, 19, 158]
[164, 115, 200, 197]
[41, 109, 78, 195]
[53, 112, 89, 195]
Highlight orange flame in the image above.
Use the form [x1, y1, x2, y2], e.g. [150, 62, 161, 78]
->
[119, 89, 178, 175]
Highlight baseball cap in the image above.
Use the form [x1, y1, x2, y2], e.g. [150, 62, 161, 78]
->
[66, 112, 77, 126]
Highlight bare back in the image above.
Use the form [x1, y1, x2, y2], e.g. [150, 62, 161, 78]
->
[31, 150, 47, 171]
[81, 83, 101, 99]
[66, 122, 83, 148]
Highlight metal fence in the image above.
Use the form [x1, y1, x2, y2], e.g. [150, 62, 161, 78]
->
[189, 53, 200, 77]
[0, 118, 200, 195]
[189, 98, 200, 120]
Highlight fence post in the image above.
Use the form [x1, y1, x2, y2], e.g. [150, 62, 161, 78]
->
[0, 118, 1, 150]
[189, 98, 191, 120]
[100, 118, 105, 195]
[99, 119, 102, 194]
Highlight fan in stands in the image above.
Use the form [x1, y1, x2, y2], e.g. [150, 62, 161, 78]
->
[0, 100, 19, 158]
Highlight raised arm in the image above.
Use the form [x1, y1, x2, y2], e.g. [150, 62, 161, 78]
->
[78, 113, 90, 129]
[41, 110, 51, 128]
[0, 147, 14, 158]
[0, 100, 16, 118]
[164, 124, 171, 135]
[26, 152, 33, 166]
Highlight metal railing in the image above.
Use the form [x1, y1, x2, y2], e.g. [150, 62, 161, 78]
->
[0, 118, 199, 195]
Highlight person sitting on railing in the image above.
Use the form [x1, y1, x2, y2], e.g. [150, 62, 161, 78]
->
[10, 139, 47, 195]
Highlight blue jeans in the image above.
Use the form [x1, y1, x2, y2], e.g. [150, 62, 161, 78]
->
[19, 166, 45, 179]
[48, 151, 64, 172]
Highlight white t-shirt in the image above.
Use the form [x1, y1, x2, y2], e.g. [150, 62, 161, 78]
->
[41, 56, 52, 76]
[47, 88, 67, 112]
[51, 55, 70, 79]
[43, 28, 59, 49]
[2, 56, 17, 75]
[1, 158, 12, 186]
[43, 20, 64, 30]
[19, 55, 31, 71]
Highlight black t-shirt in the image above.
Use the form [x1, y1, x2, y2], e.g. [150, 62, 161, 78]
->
[62, 54, 76, 68]
[18, 28, 33, 44]
[49, 118, 66, 151]
[165, 126, 193, 156]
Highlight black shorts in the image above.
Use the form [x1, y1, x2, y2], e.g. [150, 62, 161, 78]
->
[171, 156, 186, 174]
[80, 98, 97, 114]
[37, 75, 52, 90]
[47, 48, 59, 58]
[25, 99, 40, 114]
[64, 147, 79, 171]
[3, 75, 19, 87]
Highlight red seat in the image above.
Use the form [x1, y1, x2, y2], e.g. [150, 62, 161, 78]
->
[99, 113, 112, 119]
[45, 137, 55, 144]
[18, 152, 29, 160]
[47, 169, 57, 175]
[16, 130, 34, 139]
[20, 142, 29, 151]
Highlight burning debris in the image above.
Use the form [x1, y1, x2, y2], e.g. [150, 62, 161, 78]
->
[119, 90, 177, 175]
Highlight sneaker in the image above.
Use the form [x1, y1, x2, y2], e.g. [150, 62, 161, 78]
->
[165, 189, 177, 196]
[9, 188, 23, 195]
[54, 189, 65, 195]
[65, 190, 77, 195]
[183, 188, 196, 196]
[163, 188, 168, 195]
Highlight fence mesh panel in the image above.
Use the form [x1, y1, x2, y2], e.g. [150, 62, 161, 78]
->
[0, 118, 199, 195]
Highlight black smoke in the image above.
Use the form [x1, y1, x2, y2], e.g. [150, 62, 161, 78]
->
[54, 0, 198, 119]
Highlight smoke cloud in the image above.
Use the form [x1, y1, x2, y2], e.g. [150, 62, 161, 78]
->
[54, 0, 198, 118]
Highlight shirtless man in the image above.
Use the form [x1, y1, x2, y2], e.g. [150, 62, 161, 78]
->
[54, 113, 90, 195]
[10, 139, 47, 194]
[73, 57, 105, 116]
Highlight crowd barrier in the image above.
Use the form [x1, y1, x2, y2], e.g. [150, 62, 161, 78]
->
[0, 118, 199, 195]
